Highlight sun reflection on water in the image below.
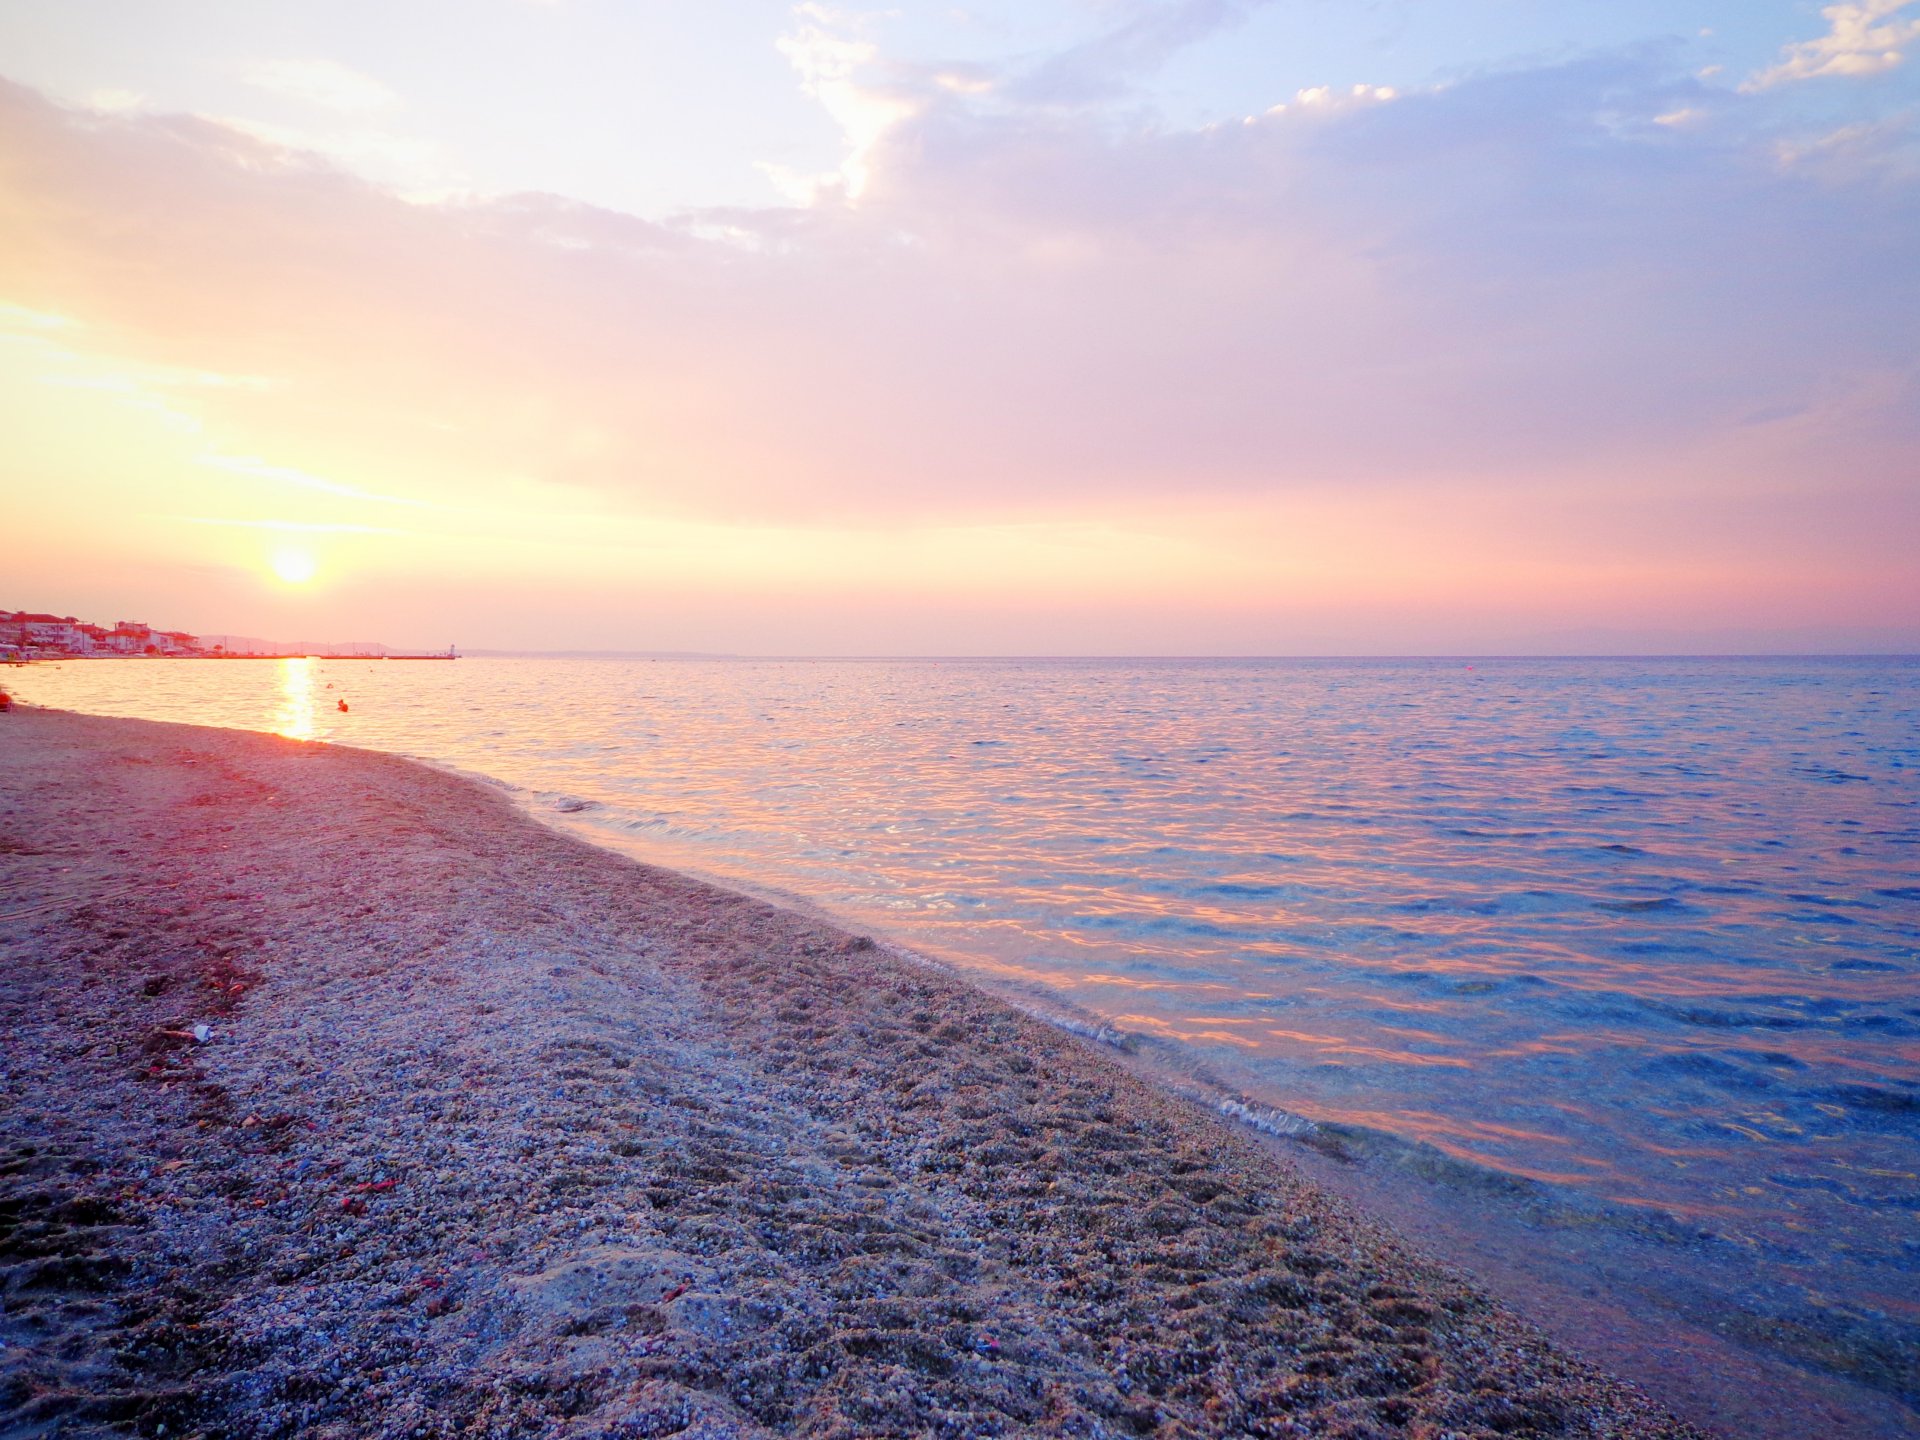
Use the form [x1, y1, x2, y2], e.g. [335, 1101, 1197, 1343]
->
[274, 656, 316, 741]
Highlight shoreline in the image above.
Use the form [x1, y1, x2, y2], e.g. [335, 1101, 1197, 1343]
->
[510, 766, 1920, 1440]
[0, 707, 1770, 1435]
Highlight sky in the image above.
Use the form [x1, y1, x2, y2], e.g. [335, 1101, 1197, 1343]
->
[1, 0, 1916, 655]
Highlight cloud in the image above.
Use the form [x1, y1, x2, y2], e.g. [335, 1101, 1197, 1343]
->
[769, 6, 921, 201]
[206, 112, 446, 184]
[1012, 0, 1273, 105]
[0, 302, 74, 330]
[244, 57, 397, 113]
[210, 59, 449, 195]
[0, 52, 1914, 558]
[1772, 113, 1920, 179]
[1743, 0, 1920, 89]
[1267, 82, 1399, 115]
[180, 517, 412, 535]
[198, 452, 428, 508]
[87, 88, 147, 113]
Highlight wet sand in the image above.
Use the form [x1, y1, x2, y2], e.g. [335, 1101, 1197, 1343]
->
[0, 707, 1706, 1438]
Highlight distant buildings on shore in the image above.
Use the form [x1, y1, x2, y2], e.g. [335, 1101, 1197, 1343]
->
[1, 609, 445, 663]
[1, 611, 202, 661]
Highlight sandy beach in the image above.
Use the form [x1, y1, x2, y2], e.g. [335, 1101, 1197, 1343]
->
[0, 708, 1706, 1439]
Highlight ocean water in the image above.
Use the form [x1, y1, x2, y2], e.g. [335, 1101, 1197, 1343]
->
[16, 654, 1920, 1418]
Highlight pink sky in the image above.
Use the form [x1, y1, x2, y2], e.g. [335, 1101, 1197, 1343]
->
[3, 4, 1916, 653]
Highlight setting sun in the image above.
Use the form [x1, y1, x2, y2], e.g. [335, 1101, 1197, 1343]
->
[270, 548, 318, 586]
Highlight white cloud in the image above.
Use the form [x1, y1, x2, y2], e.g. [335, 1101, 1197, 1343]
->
[199, 452, 426, 507]
[17, 337, 271, 436]
[1773, 116, 1919, 178]
[87, 88, 147, 113]
[1744, 0, 1920, 89]
[180, 516, 411, 535]
[1265, 82, 1398, 118]
[771, 5, 920, 202]
[38, 370, 203, 435]
[0, 302, 76, 330]
[932, 69, 995, 96]
[212, 113, 439, 171]
[244, 58, 398, 113]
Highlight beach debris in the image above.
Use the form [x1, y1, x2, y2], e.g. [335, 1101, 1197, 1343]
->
[352, 1178, 399, 1193]
[660, 1282, 691, 1303]
[340, 1195, 368, 1216]
[191, 1023, 212, 1044]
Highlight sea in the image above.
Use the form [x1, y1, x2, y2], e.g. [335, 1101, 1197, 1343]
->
[14, 654, 1919, 1433]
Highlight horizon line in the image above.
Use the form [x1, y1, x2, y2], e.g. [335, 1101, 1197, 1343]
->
[454, 649, 1920, 662]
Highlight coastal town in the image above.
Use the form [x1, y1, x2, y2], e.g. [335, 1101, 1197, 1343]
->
[1, 608, 455, 663]
[1, 609, 203, 661]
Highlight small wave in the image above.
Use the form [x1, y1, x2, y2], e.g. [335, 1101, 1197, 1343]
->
[1771, 1173, 1920, 1211]
[1633, 998, 1919, 1035]
[1822, 1083, 1919, 1115]
[1636, 999, 1807, 1032]
[1594, 896, 1686, 914]
[1213, 1094, 1318, 1139]
[1193, 881, 1298, 899]
[1638, 1051, 1782, 1090]
[1039, 1011, 1134, 1051]
[1796, 766, 1871, 784]
[1785, 891, 1879, 911]
[998, 995, 1322, 1141]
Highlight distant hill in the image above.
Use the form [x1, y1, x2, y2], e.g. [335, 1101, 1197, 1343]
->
[460, 649, 739, 660]
[198, 634, 434, 657]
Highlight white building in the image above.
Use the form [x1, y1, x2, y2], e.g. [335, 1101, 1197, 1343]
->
[8, 612, 89, 653]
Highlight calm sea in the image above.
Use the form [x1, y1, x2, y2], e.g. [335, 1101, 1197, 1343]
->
[17, 655, 1920, 1421]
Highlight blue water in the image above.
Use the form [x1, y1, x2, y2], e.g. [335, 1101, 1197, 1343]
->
[17, 654, 1920, 1409]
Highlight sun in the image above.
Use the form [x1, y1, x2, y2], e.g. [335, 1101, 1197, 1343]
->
[270, 547, 318, 585]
